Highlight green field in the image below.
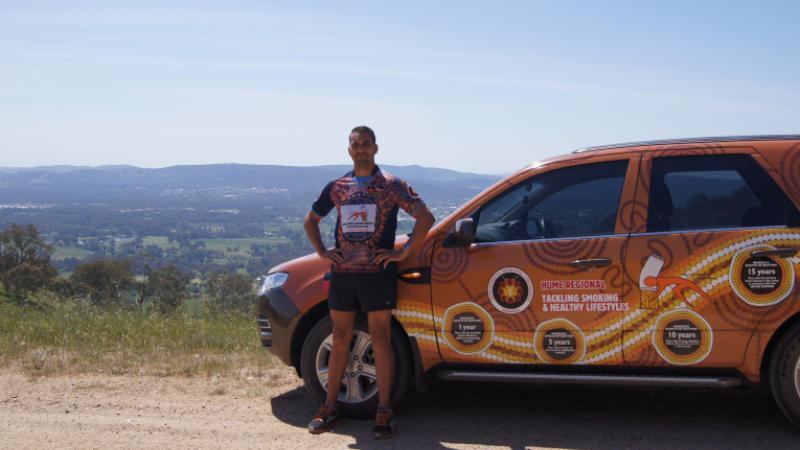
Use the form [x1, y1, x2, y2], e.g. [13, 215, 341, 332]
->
[52, 246, 93, 260]
[193, 237, 290, 256]
[53, 235, 295, 270]
[265, 223, 305, 232]
[125, 235, 291, 254]
[142, 235, 178, 248]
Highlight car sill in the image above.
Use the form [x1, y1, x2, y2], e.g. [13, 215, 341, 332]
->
[437, 371, 742, 388]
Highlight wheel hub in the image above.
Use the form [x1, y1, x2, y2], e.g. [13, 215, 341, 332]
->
[795, 355, 800, 400]
[315, 330, 378, 404]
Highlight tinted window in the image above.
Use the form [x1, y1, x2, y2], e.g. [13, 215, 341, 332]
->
[647, 154, 798, 232]
[475, 160, 628, 243]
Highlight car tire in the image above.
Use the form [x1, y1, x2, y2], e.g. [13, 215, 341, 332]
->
[300, 315, 411, 418]
[769, 323, 800, 428]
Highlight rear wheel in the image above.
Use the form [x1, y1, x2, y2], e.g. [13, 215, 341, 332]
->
[769, 324, 800, 428]
[300, 315, 411, 418]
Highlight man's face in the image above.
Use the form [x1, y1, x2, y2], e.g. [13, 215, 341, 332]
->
[348, 131, 378, 166]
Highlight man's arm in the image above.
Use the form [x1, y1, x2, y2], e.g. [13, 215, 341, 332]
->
[303, 210, 345, 265]
[374, 205, 435, 268]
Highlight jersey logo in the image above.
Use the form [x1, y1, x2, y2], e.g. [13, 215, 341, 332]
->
[348, 207, 368, 222]
[341, 204, 377, 239]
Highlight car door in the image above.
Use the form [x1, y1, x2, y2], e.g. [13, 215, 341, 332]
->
[431, 156, 639, 365]
[622, 148, 800, 367]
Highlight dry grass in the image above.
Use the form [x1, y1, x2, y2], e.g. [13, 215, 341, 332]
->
[0, 296, 280, 379]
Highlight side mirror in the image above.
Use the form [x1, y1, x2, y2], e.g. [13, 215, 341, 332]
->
[446, 217, 475, 246]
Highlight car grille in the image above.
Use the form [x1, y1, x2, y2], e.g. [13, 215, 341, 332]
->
[257, 317, 273, 347]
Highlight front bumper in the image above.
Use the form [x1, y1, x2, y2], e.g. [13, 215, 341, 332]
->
[257, 287, 302, 366]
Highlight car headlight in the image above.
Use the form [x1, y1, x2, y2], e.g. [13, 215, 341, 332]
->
[258, 272, 288, 296]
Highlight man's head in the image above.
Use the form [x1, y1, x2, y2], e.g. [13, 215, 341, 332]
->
[348, 125, 378, 168]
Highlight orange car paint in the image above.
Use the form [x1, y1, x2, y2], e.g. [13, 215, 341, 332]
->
[277, 138, 800, 384]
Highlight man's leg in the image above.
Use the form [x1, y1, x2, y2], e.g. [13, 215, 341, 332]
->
[367, 310, 394, 408]
[324, 309, 357, 407]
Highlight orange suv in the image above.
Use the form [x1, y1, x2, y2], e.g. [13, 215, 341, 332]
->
[257, 135, 800, 427]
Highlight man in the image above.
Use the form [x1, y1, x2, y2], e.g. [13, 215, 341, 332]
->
[303, 125, 435, 439]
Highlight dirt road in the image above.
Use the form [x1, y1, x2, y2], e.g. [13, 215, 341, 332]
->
[1, 369, 799, 449]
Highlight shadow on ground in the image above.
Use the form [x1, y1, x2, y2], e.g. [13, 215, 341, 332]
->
[271, 380, 799, 450]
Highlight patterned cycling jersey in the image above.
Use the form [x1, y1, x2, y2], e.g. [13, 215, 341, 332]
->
[311, 165, 424, 273]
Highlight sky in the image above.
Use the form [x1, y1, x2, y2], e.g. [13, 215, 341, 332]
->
[2, 1, 799, 174]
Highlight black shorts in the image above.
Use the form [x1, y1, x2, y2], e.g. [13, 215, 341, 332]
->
[328, 270, 398, 313]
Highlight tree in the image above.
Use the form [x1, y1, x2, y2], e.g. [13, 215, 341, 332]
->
[207, 271, 254, 314]
[139, 264, 189, 313]
[143, 244, 164, 258]
[70, 259, 135, 306]
[2, 263, 56, 299]
[50, 277, 76, 299]
[0, 224, 57, 300]
[245, 257, 272, 278]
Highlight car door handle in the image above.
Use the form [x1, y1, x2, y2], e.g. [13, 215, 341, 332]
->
[750, 248, 798, 258]
[568, 258, 612, 268]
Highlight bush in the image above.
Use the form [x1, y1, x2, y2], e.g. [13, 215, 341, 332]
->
[207, 271, 255, 314]
[139, 264, 190, 313]
[70, 259, 135, 306]
[50, 277, 76, 298]
[0, 224, 57, 301]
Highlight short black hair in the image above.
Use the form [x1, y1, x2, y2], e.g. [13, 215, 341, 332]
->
[350, 125, 376, 144]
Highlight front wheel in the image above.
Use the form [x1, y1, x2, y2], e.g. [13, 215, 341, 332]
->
[299, 315, 411, 418]
[769, 324, 800, 428]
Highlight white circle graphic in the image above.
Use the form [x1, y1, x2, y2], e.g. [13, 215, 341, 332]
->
[487, 267, 534, 314]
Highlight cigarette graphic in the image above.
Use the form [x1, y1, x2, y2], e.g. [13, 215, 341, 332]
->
[639, 253, 711, 309]
[640, 254, 665, 309]
[348, 206, 369, 222]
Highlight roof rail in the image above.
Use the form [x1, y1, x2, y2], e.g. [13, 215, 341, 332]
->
[572, 134, 800, 154]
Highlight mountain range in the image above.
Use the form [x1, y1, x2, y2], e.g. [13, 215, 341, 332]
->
[0, 164, 502, 207]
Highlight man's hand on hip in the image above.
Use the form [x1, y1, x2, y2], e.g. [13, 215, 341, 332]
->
[320, 249, 346, 265]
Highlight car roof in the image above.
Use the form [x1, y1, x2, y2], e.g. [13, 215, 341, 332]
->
[572, 134, 800, 154]
[523, 134, 800, 170]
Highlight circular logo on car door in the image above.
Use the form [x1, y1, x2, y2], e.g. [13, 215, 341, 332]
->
[533, 318, 586, 364]
[729, 245, 795, 306]
[441, 302, 494, 355]
[488, 267, 534, 314]
[651, 309, 713, 365]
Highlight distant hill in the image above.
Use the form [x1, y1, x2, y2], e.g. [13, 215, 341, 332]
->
[0, 164, 501, 207]
[313, 164, 498, 183]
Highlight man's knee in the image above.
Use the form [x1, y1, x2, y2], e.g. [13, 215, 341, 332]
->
[332, 327, 351, 337]
[331, 321, 354, 347]
[371, 328, 391, 345]
[368, 313, 392, 346]
[330, 310, 356, 344]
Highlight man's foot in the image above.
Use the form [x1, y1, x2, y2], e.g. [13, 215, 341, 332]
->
[308, 405, 340, 434]
[373, 407, 395, 439]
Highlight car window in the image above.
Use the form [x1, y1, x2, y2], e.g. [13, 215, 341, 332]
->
[478, 180, 543, 226]
[475, 160, 628, 243]
[647, 154, 799, 232]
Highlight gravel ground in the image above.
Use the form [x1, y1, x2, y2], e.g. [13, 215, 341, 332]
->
[1, 369, 799, 449]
